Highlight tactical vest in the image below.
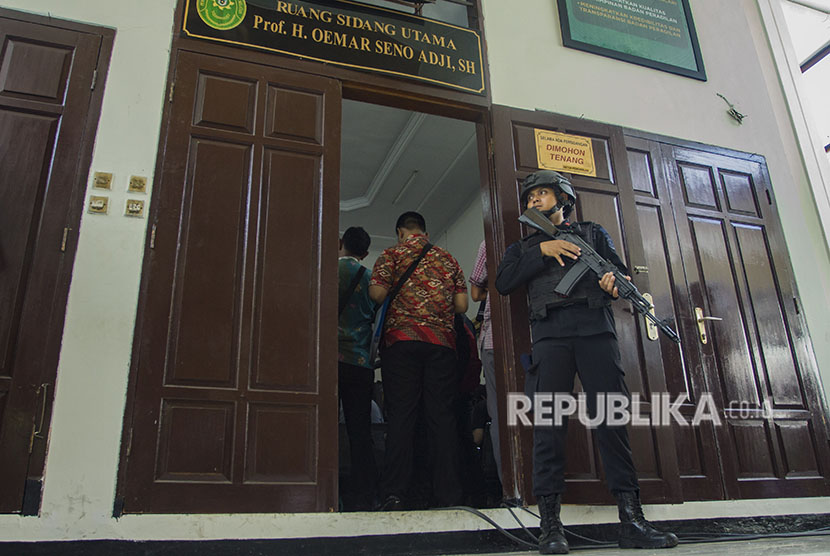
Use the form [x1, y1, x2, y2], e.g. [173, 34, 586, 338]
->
[520, 222, 611, 322]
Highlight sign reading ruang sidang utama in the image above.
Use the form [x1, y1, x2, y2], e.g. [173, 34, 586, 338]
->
[184, 0, 485, 94]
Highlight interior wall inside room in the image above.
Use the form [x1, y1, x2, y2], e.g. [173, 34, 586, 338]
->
[432, 195, 486, 322]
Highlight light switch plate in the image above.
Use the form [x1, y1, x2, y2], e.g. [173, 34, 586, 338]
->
[88, 195, 109, 214]
[93, 172, 113, 190]
[125, 199, 145, 218]
[128, 175, 147, 193]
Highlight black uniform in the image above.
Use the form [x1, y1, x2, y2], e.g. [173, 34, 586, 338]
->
[495, 220, 639, 497]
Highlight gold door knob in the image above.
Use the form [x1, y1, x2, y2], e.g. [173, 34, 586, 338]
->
[695, 307, 722, 344]
[643, 293, 659, 341]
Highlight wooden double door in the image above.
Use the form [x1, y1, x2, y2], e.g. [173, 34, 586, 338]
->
[491, 106, 830, 503]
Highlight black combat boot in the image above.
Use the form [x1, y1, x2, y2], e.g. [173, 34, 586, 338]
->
[616, 491, 679, 549]
[537, 494, 569, 554]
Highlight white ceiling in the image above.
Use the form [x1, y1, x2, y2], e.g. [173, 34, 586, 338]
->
[339, 99, 481, 248]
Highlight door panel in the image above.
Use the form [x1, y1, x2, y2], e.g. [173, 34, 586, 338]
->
[625, 136, 725, 499]
[688, 215, 758, 405]
[254, 149, 321, 391]
[491, 106, 682, 504]
[172, 138, 251, 387]
[0, 14, 104, 513]
[626, 131, 830, 500]
[664, 144, 830, 498]
[122, 51, 340, 513]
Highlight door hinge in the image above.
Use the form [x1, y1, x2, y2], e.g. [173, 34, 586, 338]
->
[150, 223, 157, 249]
[168, 80, 176, 103]
[29, 383, 49, 453]
[60, 227, 70, 252]
[766, 190, 772, 205]
[794, 297, 800, 315]
[91, 69, 98, 91]
[488, 138, 495, 158]
[125, 427, 134, 457]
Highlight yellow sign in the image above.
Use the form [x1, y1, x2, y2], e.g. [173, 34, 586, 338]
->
[534, 129, 596, 177]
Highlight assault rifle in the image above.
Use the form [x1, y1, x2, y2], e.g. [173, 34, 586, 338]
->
[519, 207, 681, 344]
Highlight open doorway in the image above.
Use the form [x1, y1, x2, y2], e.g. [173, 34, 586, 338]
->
[337, 98, 501, 511]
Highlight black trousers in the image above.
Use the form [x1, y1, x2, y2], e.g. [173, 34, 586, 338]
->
[338, 362, 377, 504]
[380, 340, 462, 507]
[529, 333, 639, 497]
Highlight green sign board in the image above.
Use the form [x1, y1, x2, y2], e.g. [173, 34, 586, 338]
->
[183, 0, 485, 94]
[557, 0, 705, 80]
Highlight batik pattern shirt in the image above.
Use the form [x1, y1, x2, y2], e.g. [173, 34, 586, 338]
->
[370, 234, 466, 350]
[338, 257, 375, 368]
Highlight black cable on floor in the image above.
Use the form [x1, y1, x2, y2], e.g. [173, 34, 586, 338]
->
[440, 502, 830, 552]
[441, 505, 539, 549]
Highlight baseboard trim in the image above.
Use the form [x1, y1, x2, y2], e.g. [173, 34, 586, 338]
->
[1, 513, 828, 555]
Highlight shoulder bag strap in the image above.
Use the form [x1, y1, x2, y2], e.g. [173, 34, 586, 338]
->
[386, 243, 432, 306]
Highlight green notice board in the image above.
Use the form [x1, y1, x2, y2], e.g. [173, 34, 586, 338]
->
[558, 0, 706, 80]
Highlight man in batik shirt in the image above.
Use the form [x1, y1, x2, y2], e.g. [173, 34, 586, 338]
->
[369, 211, 468, 510]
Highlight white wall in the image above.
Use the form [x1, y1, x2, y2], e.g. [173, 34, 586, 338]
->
[480, 0, 830, 405]
[433, 195, 486, 321]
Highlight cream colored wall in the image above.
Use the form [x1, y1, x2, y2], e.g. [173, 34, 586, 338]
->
[1, 0, 828, 543]
[480, 0, 830, 406]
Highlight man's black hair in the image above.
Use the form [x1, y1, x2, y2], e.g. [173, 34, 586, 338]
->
[342, 226, 371, 257]
[395, 211, 426, 234]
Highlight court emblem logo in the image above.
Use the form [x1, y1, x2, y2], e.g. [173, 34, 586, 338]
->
[196, 0, 247, 31]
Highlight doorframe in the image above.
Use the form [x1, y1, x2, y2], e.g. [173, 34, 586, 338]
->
[0, 7, 114, 514]
[115, 0, 522, 512]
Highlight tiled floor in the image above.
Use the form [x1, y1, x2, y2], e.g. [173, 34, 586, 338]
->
[471, 534, 830, 555]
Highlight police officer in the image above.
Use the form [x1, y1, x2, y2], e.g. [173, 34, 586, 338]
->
[495, 171, 677, 554]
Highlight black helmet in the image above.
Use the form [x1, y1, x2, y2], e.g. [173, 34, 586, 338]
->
[519, 170, 576, 218]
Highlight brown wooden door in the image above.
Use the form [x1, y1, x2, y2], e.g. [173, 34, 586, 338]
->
[626, 132, 830, 500]
[625, 136, 725, 500]
[662, 142, 830, 499]
[0, 13, 107, 513]
[491, 106, 682, 504]
[121, 50, 341, 513]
